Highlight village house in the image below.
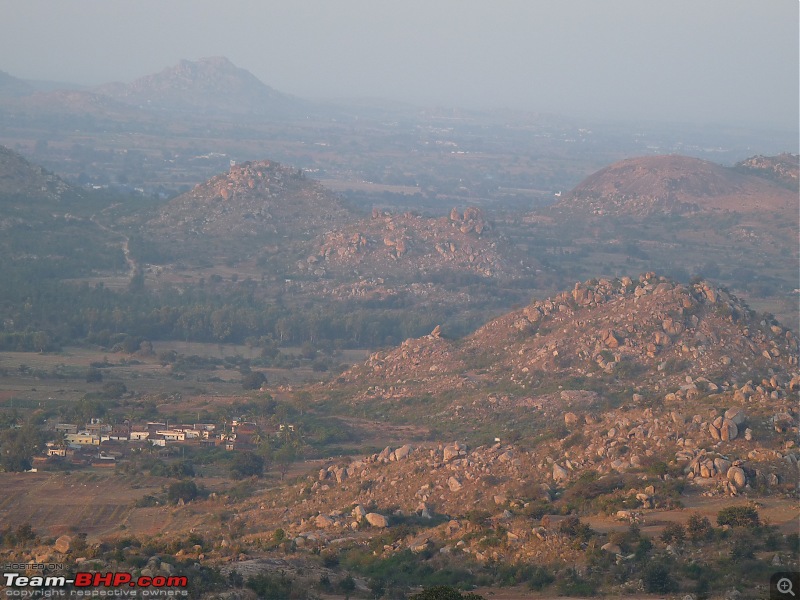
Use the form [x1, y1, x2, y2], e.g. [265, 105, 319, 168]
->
[46, 443, 67, 457]
[175, 425, 201, 439]
[65, 432, 100, 447]
[110, 423, 131, 440]
[85, 418, 111, 436]
[156, 429, 186, 442]
[130, 428, 150, 441]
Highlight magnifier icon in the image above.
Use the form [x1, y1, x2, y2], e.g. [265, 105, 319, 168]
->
[778, 578, 796, 597]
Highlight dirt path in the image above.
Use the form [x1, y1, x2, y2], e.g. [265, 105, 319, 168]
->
[91, 205, 138, 280]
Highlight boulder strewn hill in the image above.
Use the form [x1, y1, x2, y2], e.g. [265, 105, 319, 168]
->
[245, 271, 799, 581]
[147, 160, 533, 288]
[336, 272, 797, 431]
[149, 159, 351, 243]
[311, 206, 511, 279]
[734, 153, 799, 192]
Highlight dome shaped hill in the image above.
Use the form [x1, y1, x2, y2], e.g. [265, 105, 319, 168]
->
[149, 160, 352, 244]
[559, 155, 796, 217]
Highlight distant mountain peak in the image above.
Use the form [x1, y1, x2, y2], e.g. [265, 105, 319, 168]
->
[95, 57, 299, 117]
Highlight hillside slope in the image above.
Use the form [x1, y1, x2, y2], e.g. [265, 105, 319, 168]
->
[0, 145, 73, 201]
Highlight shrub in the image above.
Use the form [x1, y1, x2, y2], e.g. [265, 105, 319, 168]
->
[245, 572, 294, 599]
[642, 562, 678, 593]
[558, 516, 596, 542]
[167, 480, 197, 504]
[730, 531, 756, 560]
[660, 522, 685, 544]
[716, 506, 759, 528]
[555, 568, 597, 596]
[786, 532, 800, 553]
[134, 495, 160, 508]
[101, 381, 127, 399]
[526, 566, 555, 591]
[85, 367, 103, 383]
[687, 513, 713, 542]
[242, 371, 267, 390]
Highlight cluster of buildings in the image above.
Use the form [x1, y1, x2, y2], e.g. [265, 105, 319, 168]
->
[38, 417, 268, 468]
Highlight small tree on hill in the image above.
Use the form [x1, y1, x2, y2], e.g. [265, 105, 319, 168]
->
[231, 451, 264, 479]
[167, 480, 198, 504]
[687, 513, 713, 542]
[242, 371, 266, 390]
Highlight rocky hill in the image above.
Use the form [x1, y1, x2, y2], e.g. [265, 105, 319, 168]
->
[146, 161, 535, 293]
[334, 273, 797, 434]
[558, 154, 796, 216]
[148, 160, 351, 245]
[0, 145, 73, 201]
[214, 272, 798, 590]
[309, 206, 511, 279]
[734, 153, 799, 192]
[97, 56, 299, 117]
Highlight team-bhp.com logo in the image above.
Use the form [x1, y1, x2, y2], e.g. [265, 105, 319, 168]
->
[3, 572, 188, 597]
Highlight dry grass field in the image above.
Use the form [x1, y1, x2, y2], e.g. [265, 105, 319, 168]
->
[0, 471, 151, 539]
[0, 470, 240, 541]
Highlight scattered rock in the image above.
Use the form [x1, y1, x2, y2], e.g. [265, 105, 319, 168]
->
[448, 476, 463, 492]
[53, 536, 71, 554]
[365, 513, 389, 528]
[552, 463, 569, 482]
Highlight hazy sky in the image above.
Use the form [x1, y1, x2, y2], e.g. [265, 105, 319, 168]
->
[1, 0, 797, 129]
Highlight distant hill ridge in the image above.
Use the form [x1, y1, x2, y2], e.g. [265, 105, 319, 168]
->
[558, 154, 796, 216]
[96, 56, 299, 116]
[0, 70, 34, 98]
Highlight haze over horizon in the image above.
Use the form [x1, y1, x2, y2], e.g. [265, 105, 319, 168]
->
[1, 0, 798, 131]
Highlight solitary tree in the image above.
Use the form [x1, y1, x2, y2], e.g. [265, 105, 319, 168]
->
[231, 451, 264, 479]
